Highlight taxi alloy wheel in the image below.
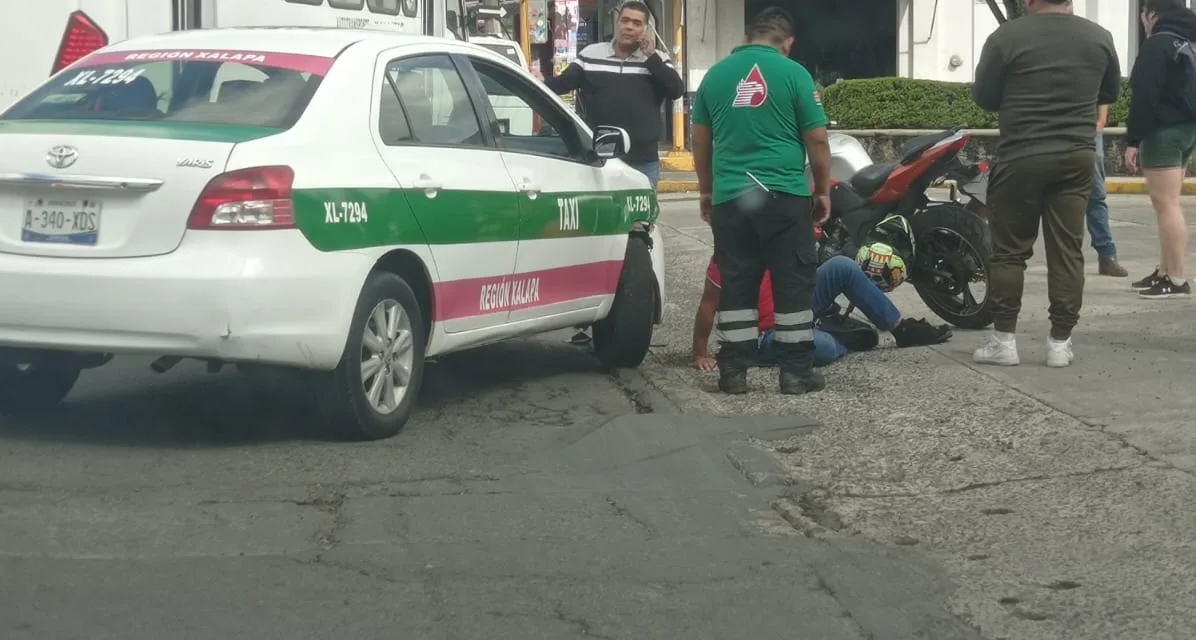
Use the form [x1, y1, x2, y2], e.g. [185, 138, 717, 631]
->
[318, 271, 426, 441]
[0, 351, 82, 415]
[592, 237, 656, 369]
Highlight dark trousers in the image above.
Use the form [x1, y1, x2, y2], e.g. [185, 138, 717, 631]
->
[988, 149, 1094, 339]
[710, 191, 818, 373]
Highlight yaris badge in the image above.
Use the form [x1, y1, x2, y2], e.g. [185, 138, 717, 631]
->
[46, 145, 79, 169]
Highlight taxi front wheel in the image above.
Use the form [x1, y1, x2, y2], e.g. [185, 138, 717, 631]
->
[317, 271, 427, 441]
[0, 351, 82, 415]
[592, 237, 656, 369]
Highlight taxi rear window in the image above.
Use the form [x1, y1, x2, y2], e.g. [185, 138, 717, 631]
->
[1, 49, 336, 129]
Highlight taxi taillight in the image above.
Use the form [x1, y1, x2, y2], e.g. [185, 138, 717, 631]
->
[52, 11, 108, 74]
[187, 166, 296, 230]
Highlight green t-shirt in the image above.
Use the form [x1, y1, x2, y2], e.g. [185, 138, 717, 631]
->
[691, 44, 828, 205]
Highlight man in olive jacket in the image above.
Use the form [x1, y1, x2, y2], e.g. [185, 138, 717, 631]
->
[970, 0, 1120, 369]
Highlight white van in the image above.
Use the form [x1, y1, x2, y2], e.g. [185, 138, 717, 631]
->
[0, 0, 469, 111]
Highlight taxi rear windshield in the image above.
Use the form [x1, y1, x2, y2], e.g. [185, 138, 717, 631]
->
[1, 49, 335, 129]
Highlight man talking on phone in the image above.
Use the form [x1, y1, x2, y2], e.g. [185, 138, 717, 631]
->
[543, 0, 684, 189]
[691, 7, 833, 395]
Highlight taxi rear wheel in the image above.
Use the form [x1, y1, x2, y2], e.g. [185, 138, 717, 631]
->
[0, 351, 82, 415]
[317, 272, 427, 441]
[592, 237, 656, 369]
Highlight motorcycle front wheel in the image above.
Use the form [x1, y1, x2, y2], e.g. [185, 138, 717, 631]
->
[910, 204, 994, 330]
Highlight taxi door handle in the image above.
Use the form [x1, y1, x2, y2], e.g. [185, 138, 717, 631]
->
[517, 178, 541, 199]
[414, 175, 442, 198]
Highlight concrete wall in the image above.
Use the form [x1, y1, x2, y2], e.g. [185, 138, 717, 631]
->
[683, 0, 1138, 86]
[899, 0, 1137, 82]
[844, 129, 1163, 177]
[682, 0, 745, 92]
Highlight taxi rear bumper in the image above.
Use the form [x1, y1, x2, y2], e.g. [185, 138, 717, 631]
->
[0, 230, 371, 370]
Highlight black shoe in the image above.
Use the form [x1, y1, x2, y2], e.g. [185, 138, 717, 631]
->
[817, 314, 880, 352]
[1132, 268, 1163, 292]
[891, 318, 953, 348]
[1139, 276, 1192, 299]
[779, 370, 826, 396]
[569, 330, 592, 345]
[718, 369, 748, 395]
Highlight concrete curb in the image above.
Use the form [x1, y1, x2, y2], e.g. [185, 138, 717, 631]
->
[659, 178, 1192, 195]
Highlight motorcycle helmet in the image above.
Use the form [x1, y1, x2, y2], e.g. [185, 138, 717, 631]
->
[855, 214, 915, 292]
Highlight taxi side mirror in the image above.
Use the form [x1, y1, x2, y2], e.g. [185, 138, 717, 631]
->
[593, 125, 631, 159]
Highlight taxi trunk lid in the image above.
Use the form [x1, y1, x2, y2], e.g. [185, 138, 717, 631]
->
[0, 122, 274, 258]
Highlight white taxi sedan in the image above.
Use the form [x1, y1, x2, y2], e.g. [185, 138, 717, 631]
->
[0, 28, 666, 440]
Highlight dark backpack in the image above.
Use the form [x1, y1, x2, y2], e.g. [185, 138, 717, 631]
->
[1155, 31, 1196, 116]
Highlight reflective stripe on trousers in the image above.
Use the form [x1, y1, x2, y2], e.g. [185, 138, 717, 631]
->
[773, 310, 815, 344]
[715, 308, 759, 343]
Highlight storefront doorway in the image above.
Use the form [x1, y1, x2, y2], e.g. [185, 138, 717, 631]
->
[745, 0, 897, 84]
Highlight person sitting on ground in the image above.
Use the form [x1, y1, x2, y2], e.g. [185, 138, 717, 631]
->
[691, 218, 952, 371]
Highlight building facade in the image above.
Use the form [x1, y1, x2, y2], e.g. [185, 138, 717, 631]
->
[684, 0, 1159, 91]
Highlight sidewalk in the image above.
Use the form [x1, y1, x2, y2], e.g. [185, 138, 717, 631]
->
[656, 170, 1196, 195]
[641, 194, 1196, 639]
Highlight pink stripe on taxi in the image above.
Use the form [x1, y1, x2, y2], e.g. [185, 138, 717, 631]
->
[433, 260, 624, 321]
[74, 50, 336, 75]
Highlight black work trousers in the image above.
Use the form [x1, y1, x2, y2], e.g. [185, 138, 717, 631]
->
[710, 190, 818, 374]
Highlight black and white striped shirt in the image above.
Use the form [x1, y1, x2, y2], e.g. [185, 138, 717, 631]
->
[545, 40, 685, 163]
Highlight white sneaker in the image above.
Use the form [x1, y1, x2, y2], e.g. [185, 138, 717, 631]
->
[973, 332, 1019, 366]
[1046, 337, 1074, 368]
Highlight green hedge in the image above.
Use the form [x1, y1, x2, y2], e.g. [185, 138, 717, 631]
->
[821, 77, 1132, 130]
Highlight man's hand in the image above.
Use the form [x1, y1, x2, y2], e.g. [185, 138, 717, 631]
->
[692, 354, 717, 372]
[1125, 147, 1140, 174]
[641, 34, 655, 57]
[812, 194, 831, 225]
[700, 193, 713, 224]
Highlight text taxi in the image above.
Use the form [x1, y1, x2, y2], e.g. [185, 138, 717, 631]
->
[0, 27, 665, 441]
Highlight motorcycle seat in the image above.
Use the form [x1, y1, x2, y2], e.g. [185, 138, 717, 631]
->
[850, 162, 897, 196]
[898, 131, 954, 164]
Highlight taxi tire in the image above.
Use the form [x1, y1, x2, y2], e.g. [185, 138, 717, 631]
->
[0, 352, 82, 415]
[592, 237, 655, 369]
[317, 272, 427, 441]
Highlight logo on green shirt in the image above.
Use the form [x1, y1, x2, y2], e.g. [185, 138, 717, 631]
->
[733, 64, 768, 108]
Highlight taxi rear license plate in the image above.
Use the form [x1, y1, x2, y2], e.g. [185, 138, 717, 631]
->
[22, 197, 102, 245]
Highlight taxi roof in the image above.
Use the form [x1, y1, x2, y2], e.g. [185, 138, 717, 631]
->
[101, 27, 444, 59]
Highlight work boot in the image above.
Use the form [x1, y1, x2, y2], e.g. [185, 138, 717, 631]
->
[779, 370, 826, 396]
[718, 369, 748, 395]
[891, 318, 952, 348]
[1098, 258, 1128, 277]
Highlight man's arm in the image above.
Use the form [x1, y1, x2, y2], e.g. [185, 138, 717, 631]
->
[1127, 40, 1170, 148]
[691, 87, 714, 199]
[1098, 36, 1122, 107]
[691, 277, 720, 368]
[645, 51, 686, 100]
[1097, 104, 1109, 131]
[972, 37, 1006, 112]
[793, 69, 831, 196]
[543, 62, 584, 95]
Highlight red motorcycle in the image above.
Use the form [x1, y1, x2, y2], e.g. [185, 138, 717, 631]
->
[817, 128, 993, 330]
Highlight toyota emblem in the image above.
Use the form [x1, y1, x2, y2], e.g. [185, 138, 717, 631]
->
[46, 145, 79, 169]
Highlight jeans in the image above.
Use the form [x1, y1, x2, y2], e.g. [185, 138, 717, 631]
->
[758, 256, 903, 366]
[629, 160, 660, 191]
[1086, 133, 1117, 260]
[711, 191, 818, 373]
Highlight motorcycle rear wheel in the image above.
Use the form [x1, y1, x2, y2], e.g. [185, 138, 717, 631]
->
[911, 204, 994, 330]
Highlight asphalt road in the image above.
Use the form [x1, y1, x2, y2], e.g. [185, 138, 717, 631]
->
[0, 327, 979, 638]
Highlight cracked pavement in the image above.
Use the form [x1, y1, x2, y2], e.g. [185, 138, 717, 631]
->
[648, 194, 1196, 640]
[0, 331, 979, 638]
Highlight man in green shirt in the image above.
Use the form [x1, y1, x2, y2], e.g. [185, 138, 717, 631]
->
[691, 7, 833, 396]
